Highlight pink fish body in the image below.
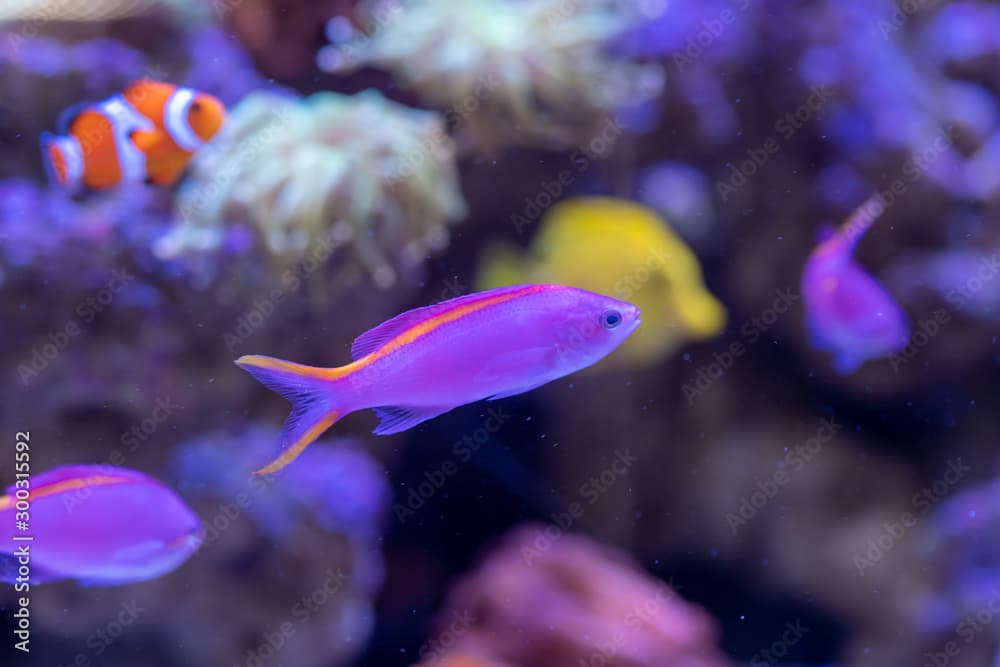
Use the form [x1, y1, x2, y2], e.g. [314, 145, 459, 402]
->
[802, 197, 909, 374]
[0, 465, 203, 586]
[237, 284, 641, 474]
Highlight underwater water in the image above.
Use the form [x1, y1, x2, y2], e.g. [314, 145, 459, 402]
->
[0, 1, 999, 666]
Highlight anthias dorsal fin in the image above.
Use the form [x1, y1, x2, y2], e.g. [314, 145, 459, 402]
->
[3, 464, 144, 499]
[349, 285, 542, 360]
[838, 194, 887, 252]
[815, 223, 837, 244]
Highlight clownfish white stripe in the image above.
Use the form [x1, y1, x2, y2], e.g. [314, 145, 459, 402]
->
[41, 80, 225, 191]
[164, 88, 204, 152]
[50, 134, 85, 189]
[99, 95, 154, 184]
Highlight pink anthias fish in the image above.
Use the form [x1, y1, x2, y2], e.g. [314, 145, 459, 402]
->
[0, 465, 203, 586]
[237, 284, 641, 474]
[802, 196, 910, 374]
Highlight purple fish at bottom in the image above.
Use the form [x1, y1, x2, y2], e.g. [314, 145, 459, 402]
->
[802, 196, 910, 374]
[0, 465, 203, 586]
[236, 284, 642, 474]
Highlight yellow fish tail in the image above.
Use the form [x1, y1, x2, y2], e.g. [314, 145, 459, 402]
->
[675, 290, 727, 339]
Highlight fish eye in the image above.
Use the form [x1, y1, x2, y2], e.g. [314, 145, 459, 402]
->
[601, 310, 622, 329]
[191, 102, 202, 113]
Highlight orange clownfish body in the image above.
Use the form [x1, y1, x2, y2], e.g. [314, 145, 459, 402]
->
[122, 80, 226, 186]
[41, 80, 226, 192]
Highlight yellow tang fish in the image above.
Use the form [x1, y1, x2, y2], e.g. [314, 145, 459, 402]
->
[476, 197, 725, 368]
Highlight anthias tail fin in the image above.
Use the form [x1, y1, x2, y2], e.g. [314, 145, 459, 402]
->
[235, 355, 343, 474]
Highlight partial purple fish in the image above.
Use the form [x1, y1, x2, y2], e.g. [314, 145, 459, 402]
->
[0, 465, 203, 586]
[802, 196, 910, 374]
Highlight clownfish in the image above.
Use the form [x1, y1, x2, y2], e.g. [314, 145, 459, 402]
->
[41, 80, 225, 192]
[121, 80, 226, 186]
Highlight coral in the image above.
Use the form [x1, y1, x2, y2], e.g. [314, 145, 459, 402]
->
[0, 179, 174, 287]
[162, 425, 390, 666]
[0, 27, 263, 98]
[637, 161, 716, 244]
[180, 27, 275, 107]
[415, 654, 514, 667]
[925, 474, 1000, 626]
[412, 524, 730, 667]
[171, 425, 390, 544]
[162, 89, 467, 288]
[321, 0, 663, 150]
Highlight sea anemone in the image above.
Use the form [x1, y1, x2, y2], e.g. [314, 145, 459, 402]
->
[320, 0, 662, 150]
[0, 0, 208, 22]
[160, 89, 467, 288]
